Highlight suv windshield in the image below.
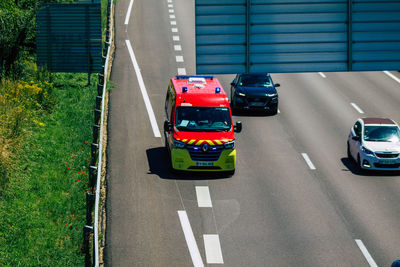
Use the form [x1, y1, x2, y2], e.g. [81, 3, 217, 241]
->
[238, 74, 271, 87]
[175, 107, 232, 132]
[364, 126, 400, 142]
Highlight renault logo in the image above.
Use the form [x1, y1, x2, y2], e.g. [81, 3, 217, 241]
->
[202, 144, 209, 152]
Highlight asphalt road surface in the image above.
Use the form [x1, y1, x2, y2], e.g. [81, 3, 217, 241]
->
[105, 0, 400, 266]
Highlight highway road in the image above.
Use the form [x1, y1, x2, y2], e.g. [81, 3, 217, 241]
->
[105, 0, 400, 266]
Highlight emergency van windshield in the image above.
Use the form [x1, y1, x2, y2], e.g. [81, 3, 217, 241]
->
[175, 107, 232, 132]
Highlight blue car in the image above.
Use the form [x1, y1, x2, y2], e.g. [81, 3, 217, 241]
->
[230, 73, 280, 114]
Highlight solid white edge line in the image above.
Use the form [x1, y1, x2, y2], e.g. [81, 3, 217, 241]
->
[351, 102, 364, 114]
[124, 0, 134, 25]
[178, 211, 205, 267]
[125, 40, 161, 137]
[355, 239, 378, 267]
[204, 234, 224, 264]
[318, 72, 326, 78]
[195, 186, 212, 207]
[301, 153, 316, 170]
[383, 71, 400, 84]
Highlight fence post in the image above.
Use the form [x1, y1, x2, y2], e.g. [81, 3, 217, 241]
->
[97, 83, 103, 96]
[90, 143, 99, 166]
[93, 125, 100, 144]
[85, 192, 95, 226]
[95, 96, 102, 110]
[89, 165, 97, 192]
[83, 225, 93, 267]
[94, 109, 101, 126]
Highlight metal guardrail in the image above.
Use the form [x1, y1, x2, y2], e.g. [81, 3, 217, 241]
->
[82, 0, 114, 265]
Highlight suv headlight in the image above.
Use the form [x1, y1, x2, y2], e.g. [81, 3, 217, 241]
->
[361, 146, 374, 155]
[235, 89, 246, 97]
[266, 93, 277, 97]
[173, 139, 186, 149]
[224, 140, 235, 149]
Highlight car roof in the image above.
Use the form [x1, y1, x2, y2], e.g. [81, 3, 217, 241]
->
[361, 117, 396, 125]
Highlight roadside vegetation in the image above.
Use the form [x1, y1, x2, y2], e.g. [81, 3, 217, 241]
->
[0, 0, 107, 265]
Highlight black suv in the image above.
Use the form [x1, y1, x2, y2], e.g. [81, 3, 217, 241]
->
[230, 73, 280, 114]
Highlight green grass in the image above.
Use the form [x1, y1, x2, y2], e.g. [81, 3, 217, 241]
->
[0, 73, 97, 266]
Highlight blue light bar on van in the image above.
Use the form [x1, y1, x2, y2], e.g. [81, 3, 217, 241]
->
[215, 87, 221, 93]
[182, 86, 188, 93]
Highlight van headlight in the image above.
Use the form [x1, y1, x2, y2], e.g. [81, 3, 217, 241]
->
[224, 140, 235, 149]
[173, 139, 186, 149]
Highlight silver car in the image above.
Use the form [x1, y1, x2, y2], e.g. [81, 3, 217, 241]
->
[347, 117, 400, 171]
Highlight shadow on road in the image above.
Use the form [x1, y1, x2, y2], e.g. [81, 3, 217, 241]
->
[146, 147, 232, 180]
[341, 157, 400, 177]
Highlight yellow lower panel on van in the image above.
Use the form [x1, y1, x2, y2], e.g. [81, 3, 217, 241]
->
[171, 148, 236, 171]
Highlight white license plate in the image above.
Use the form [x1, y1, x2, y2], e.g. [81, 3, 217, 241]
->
[196, 161, 214, 166]
[379, 160, 396, 165]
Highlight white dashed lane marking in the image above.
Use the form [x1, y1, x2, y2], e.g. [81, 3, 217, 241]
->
[301, 153, 316, 170]
[178, 68, 186, 75]
[176, 56, 184, 62]
[204, 235, 224, 264]
[383, 71, 400, 84]
[172, 28, 178, 33]
[355, 239, 378, 267]
[195, 186, 212, 207]
[351, 102, 364, 114]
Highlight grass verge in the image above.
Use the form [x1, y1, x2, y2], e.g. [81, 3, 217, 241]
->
[0, 72, 97, 266]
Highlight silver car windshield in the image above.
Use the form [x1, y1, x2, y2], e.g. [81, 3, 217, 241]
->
[175, 107, 231, 132]
[364, 126, 400, 142]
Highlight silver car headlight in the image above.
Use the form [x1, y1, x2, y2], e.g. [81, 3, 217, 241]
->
[361, 146, 374, 155]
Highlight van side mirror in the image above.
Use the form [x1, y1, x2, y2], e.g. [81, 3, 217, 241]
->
[274, 83, 280, 87]
[234, 121, 242, 133]
[352, 135, 360, 141]
[164, 120, 172, 132]
[230, 82, 235, 86]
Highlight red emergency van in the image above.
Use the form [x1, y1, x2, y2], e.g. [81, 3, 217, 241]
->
[164, 75, 242, 174]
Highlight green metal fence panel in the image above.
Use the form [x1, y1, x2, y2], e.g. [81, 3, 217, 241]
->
[36, 3, 102, 73]
[195, 0, 400, 74]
